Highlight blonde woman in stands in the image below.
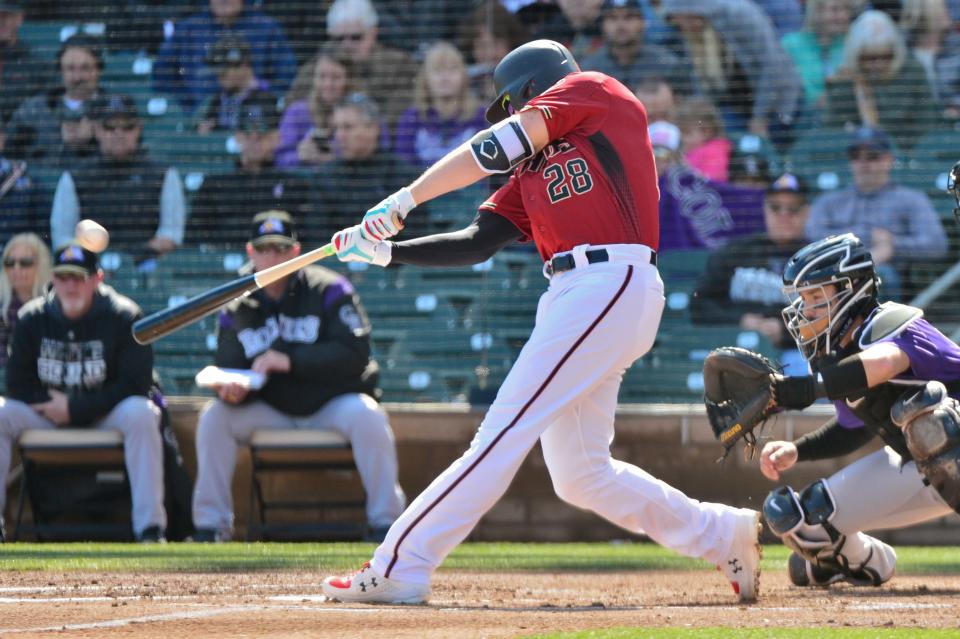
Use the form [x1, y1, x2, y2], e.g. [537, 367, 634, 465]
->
[900, 0, 960, 118]
[0, 233, 51, 366]
[276, 43, 356, 168]
[393, 42, 487, 169]
[823, 9, 941, 150]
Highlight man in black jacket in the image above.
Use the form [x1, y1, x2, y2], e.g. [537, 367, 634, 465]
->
[689, 173, 811, 374]
[191, 211, 405, 542]
[0, 241, 166, 541]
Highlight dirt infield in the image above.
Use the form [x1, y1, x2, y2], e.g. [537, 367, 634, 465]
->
[3, 569, 960, 637]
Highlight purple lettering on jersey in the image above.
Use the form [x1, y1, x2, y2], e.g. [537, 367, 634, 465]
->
[322, 278, 355, 309]
[217, 310, 234, 330]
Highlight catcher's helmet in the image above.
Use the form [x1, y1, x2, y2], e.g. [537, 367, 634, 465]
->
[781, 233, 878, 361]
[484, 39, 580, 124]
[948, 160, 960, 226]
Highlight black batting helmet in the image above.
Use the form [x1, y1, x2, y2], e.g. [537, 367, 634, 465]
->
[781, 233, 878, 362]
[484, 39, 580, 124]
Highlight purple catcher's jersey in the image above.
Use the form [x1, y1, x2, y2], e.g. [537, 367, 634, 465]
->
[835, 313, 960, 428]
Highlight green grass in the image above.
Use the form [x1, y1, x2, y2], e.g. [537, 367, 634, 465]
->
[530, 631, 960, 639]
[1, 542, 959, 574]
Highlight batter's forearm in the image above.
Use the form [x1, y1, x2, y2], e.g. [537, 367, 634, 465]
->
[408, 145, 488, 206]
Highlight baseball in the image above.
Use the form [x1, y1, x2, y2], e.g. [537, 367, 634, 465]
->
[75, 219, 110, 253]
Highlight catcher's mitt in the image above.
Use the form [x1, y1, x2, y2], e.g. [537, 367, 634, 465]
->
[702, 346, 780, 460]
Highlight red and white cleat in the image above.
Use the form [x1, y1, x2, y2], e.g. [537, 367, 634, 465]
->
[718, 509, 762, 603]
[322, 562, 430, 604]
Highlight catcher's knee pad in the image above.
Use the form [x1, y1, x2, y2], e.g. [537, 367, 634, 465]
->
[764, 481, 895, 586]
[763, 480, 839, 563]
[892, 381, 960, 512]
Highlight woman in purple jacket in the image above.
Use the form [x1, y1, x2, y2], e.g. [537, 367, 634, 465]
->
[392, 42, 488, 169]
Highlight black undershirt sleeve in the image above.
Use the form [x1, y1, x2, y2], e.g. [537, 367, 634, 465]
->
[390, 211, 526, 267]
[794, 417, 876, 461]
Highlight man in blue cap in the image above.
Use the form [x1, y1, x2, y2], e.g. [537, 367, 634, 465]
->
[806, 126, 947, 301]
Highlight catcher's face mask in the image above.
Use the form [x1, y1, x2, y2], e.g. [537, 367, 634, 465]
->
[949, 161, 960, 227]
[781, 281, 850, 361]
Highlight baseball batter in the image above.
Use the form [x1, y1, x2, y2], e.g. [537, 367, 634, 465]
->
[755, 233, 960, 587]
[322, 40, 761, 604]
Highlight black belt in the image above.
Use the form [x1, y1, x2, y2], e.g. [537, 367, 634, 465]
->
[545, 247, 657, 276]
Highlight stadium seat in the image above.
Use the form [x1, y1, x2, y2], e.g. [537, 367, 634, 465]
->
[897, 127, 960, 195]
[786, 127, 857, 192]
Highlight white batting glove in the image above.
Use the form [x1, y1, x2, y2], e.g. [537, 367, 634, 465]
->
[332, 226, 392, 266]
[360, 187, 416, 241]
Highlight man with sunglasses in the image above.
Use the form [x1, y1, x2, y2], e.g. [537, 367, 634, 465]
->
[690, 173, 811, 375]
[0, 241, 167, 542]
[323, 38, 762, 605]
[50, 94, 185, 265]
[190, 210, 405, 543]
[806, 126, 947, 301]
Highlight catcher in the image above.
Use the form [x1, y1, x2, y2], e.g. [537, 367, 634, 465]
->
[704, 232, 960, 588]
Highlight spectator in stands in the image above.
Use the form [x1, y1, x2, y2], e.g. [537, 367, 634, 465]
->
[5, 34, 103, 163]
[325, 0, 418, 125]
[652, 120, 767, 250]
[312, 93, 424, 242]
[806, 126, 948, 301]
[0, 0, 53, 131]
[275, 43, 354, 169]
[754, 0, 804, 37]
[634, 77, 677, 122]
[0, 154, 44, 241]
[581, 0, 695, 96]
[189, 95, 313, 246]
[534, 0, 605, 61]
[781, 0, 855, 114]
[727, 149, 771, 188]
[49, 105, 98, 172]
[675, 97, 731, 182]
[0, 233, 50, 367]
[456, 2, 529, 103]
[152, 0, 296, 114]
[370, 0, 466, 54]
[194, 35, 277, 135]
[50, 94, 186, 262]
[661, 0, 803, 146]
[191, 210, 405, 543]
[900, 0, 960, 118]
[0, 241, 167, 542]
[690, 173, 810, 375]
[823, 10, 941, 151]
[393, 42, 487, 169]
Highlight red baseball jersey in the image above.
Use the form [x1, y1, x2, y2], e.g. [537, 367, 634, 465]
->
[479, 71, 659, 261]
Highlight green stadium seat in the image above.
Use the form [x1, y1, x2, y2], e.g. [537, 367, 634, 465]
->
[786, 127, 855, 192]
[18, 22, 73, 57]
[896, 127, 960, 196]
[730, 133, 782, 176]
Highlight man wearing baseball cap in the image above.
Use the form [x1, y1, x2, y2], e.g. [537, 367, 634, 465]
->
[195, 34, 277, 134]
[191, 210, 405, 543]
[690, 173, 811, 374]
[581, 0, 692, 96]
[0, 240, 167, 542]
[49, 93, 186, 263]
[189, 96, 313, 247]
[807, 125, 947, 301]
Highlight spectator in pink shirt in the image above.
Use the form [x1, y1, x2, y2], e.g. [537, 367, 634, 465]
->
[676, 97, 732, 182]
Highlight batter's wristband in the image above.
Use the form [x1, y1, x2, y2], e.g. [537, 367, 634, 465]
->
[818, 354, 870, 400]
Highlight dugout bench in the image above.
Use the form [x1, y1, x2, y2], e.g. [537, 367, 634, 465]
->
[13, 429, 133, 541]
[246, 429, 366, 541]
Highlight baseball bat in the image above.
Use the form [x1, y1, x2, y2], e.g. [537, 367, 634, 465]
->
[132, 243, 335, 345]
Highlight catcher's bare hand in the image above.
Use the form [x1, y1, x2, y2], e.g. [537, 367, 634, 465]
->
[759, 440, 798, 481]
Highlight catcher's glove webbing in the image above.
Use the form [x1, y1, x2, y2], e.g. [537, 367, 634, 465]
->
[702, 346, 781, 461]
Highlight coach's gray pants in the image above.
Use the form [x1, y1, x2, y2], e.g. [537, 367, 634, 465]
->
[192, 393, 405, 535]
[0, 396, 166, 536]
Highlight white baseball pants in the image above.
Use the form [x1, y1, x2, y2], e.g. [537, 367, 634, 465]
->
[0, 395, 165, 536]
[371, 244, 751, 585]
[825, 446, 951, 533]
[192, 392, 406, 534]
